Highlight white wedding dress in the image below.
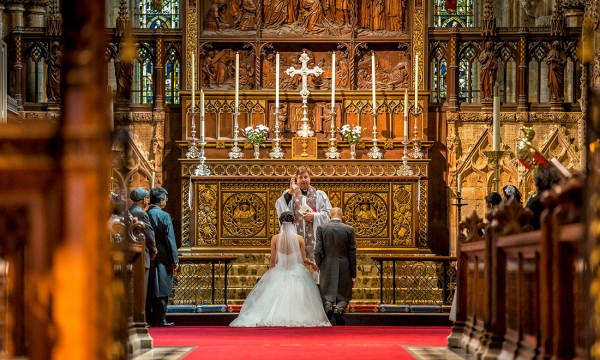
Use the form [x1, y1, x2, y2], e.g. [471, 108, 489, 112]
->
[230, 223, 331, 327]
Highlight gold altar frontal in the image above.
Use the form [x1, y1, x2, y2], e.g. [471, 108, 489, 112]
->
[178, 158, 432, 304]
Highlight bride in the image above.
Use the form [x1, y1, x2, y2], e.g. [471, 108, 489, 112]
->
[230, 211, 331, 327]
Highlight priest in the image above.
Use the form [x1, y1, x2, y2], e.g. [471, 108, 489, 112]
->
[276, 166, 332, 266]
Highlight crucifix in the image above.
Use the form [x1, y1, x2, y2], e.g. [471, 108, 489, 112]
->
[285, 51, 323, 138]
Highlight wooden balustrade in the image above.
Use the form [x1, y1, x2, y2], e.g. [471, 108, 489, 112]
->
[109, 212, 152, 357]
[448, 175, 585, 360]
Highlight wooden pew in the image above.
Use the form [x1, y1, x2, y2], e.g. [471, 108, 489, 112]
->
[447, 210, 488, 353]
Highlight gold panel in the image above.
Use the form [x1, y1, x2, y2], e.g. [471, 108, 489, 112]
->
[221, 192, 268, 239]
[291, 137, 318, 159]
[196, 183, 218, 245]
[392, 184, 413, 246]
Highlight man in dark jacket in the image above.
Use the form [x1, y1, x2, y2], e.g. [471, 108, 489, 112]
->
[315, 207, 357, 325]
[146, 187, 179, 326]
[128, 188, 158, 292]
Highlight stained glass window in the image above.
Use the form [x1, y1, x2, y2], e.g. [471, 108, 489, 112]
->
[137, 0, 180, 29]
[165, 46, 181, 104]
[433, 0, 474, 28]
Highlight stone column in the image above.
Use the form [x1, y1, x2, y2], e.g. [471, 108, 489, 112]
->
[25, 0, 47, 27]
[6, 1, 24, 31]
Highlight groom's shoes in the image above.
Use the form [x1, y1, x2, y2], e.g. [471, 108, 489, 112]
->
[326, 308, 334, 322]
[333, 309, 345, 326]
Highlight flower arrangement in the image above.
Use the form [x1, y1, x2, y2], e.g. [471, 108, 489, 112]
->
[339, 124, 362, 145]
[243, 124, 269, 147]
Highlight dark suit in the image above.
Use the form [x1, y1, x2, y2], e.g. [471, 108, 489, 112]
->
[315, 219, 357, 312]
[146, 204, 179, 325]
[128, 204, 158, 290]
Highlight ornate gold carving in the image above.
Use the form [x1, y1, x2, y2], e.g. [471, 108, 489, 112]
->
[182, 179, 191, 246]
[216, 141, 226, 149]
[345, 193, 388, 237]
[392, 184, 412, 245]
[187, 5, 198, 92]
[222, 192, 267, 238]
[418, 181, 428, 246]
[196, 184, 218, 245]
[413, 7, 425, 89]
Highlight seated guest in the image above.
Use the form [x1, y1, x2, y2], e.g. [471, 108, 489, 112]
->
[485, 192, 502, 210]
[525, 166, 561, 230]
[502, 185, 523, 205]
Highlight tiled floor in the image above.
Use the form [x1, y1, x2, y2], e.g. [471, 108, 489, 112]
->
[405, 346, 470, 360]
[131, 346, 195, 359]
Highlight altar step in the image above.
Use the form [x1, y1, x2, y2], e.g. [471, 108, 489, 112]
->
[164, 312, 453, 327]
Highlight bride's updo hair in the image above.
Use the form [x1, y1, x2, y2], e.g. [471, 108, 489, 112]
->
[279, 211, 295, 224]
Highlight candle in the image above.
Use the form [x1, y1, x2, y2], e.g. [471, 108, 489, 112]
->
[191, 53, 195, 111]
[235, 52, 240, 110]
[457, 173, 461, 193]
[151, 171, 155, 188]
[414, 54, 418, 115]
[331, 52, 336, 111]
[371, 52, 376, 114]
[275, 53, 280, 110]
[493, 85, 501, 151]
[404, 89, 409, 140]
[200, 90, 205, 141]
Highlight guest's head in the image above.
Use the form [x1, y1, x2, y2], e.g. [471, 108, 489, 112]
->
[502, 185, 522, 203]
[279, 211, 295, 224]
[130, 188, 150, 209]
[485, 192, 502, 209]
[330, 207, 344, 221]
[110, 193, 126, 217]
[150, 187, 169, 209]
[534, 166, 561, 192]
[295, 166, 311, 191]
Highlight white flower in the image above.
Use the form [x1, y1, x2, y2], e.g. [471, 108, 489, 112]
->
[352, 126, 362, 133]
[245, 126, 253, 132]
[257, 124, 269, 132]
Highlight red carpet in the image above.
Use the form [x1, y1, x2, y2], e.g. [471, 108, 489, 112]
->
[150, 326, 451, 359]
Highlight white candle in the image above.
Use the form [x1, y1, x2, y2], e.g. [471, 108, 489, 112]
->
[191, 53, 195, 111]
[457, 173, 461, 193]
[235, 52, 240, 110]
[331, 52, 336, 111]
[493, 85, 501, 151]
[200, 90, 205, 141]
[151, 171, 155, 188]
[404, 89, 409, 139]
[371, 52, 376, 113]
[275, 53, 280, 110]
[414, 54, 418, 115]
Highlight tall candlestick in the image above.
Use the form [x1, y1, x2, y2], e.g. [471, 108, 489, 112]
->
[414, 54, 418, 115]
[191, 53, 195, 111]
[200, 90, 205, 141]
[275, 53, 280, 110]
[404, 89, 409, 140]
[331, 52, 336, 111]
[457, 173, 462, 193]
[235, 52, 240, 110]
[371, 52, 376, 113]
[493, 85, 501, 151]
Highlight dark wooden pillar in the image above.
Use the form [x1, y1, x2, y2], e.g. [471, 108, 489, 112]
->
[59, 0, 112, 358]
[13, 35, 23, 111]
[517, 28, 529, 112]
[446, 28, 459, 112]
[153, 37, 164, 112]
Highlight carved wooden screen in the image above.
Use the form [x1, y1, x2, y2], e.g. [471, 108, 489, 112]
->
[23, 40, 47, 104]
[497, 41, 518, 104]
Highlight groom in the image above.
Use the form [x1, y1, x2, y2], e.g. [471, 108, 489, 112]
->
[315, 207, 356, 325]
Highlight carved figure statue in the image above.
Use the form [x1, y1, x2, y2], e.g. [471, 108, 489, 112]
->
[358, 0, 372, 29]
[263, 0, 288, 28]
[262, 53, 276, 88]
[385, 0, 406, 30]
[203, 51, 215, 87]
[545, 40, 566, 102]
[238, 0, 257, 31]
[357, 53, 372, 89]
[384, 61, 409, 90]
[239, 63, 255, 89]
[115, 45, 133, 102]
[212, 49, 235, 86]
[206, 0, 230, 31]
[299, 0, 326, 32]
[335, 50, 350, 88]
[478, 41, 497, 101]
[230, 0, 242, 28]
[46, 41, 62, 102]
[335, 0, 350, 24]
[287, 0, 299, 23]
[372, 0, 385, 30]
